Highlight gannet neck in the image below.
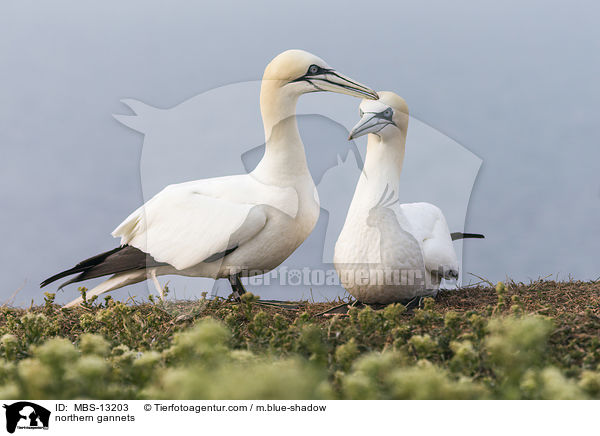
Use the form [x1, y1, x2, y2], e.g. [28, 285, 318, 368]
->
[259, 79, 300, 139]
[252, 80, 310, 183]
[353, 132, 407, 208]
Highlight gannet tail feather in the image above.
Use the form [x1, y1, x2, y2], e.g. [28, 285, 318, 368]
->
[450, 232, 485, 241]
[63, 270, 149, 308]
[41, 245, 167, 289]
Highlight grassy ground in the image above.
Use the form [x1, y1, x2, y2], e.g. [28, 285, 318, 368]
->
[0, 280, 599, 399]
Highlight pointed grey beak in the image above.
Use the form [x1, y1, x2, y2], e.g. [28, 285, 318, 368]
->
[348, 112, 393, 140]
[314, 71, 378, 100]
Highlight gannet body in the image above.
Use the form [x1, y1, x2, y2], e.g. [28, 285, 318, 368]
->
[334, 92, 462, 304]
[42, 49, 378, 307]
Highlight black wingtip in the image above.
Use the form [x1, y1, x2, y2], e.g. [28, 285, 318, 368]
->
[463, 233, 485, 239]
[40, 245, 167, 291]
[39, 246, 124, 288]
[40, 273, 67, 288]
[451, 232, 485, 241]
[40, 268, 83, 288]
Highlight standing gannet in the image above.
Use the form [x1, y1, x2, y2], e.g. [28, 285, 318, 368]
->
[334, 92, 482, 304]
[41, 50, 378, 307]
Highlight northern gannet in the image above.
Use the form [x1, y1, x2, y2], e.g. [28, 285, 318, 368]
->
[41, 49, 378, 307]
[334, 92, 482, 304]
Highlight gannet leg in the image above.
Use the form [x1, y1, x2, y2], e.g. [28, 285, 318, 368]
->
[228, 274, 247, 301]
[227, 275, 303, 309]
[149, 269, 164, 300]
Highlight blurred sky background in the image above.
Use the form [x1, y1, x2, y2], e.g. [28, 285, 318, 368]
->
[1, 0, 599, 306]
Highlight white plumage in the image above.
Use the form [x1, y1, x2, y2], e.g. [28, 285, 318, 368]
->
[42, 49, 378, 307]
[112, 176, 299, 272]
[334, 92, 459, 304]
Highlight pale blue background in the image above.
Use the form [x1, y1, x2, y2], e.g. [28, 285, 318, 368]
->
[1, 0, 598, 306]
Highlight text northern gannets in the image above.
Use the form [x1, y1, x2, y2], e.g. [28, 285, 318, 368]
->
[334, 92, 476, 304]
[41, 49, 378, 307]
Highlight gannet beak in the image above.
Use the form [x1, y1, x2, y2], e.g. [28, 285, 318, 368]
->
[318, 71, 378, 99]
[348, 112, 393, 140]
[309, 71, 378, 100]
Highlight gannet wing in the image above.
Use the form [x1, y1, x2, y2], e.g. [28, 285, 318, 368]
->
[399, 202, 458, 273]
[450, 232, 485, 241]
[112, 178, 269, 271]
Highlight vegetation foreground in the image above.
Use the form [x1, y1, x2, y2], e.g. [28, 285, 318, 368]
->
[0, 280, 599, 400]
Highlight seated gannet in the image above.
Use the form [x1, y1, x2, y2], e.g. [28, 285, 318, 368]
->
[334, 92, 482, 304]
[41, 49, 378, 307]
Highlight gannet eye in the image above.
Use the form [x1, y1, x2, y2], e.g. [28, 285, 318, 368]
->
[308, 65, 320, 75]
[383, 109, 393, 118]
[359, 109, 364, 117]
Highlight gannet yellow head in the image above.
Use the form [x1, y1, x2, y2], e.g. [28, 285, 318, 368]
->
[348, 91, 409, 140]
[263, 49, 378, 100]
